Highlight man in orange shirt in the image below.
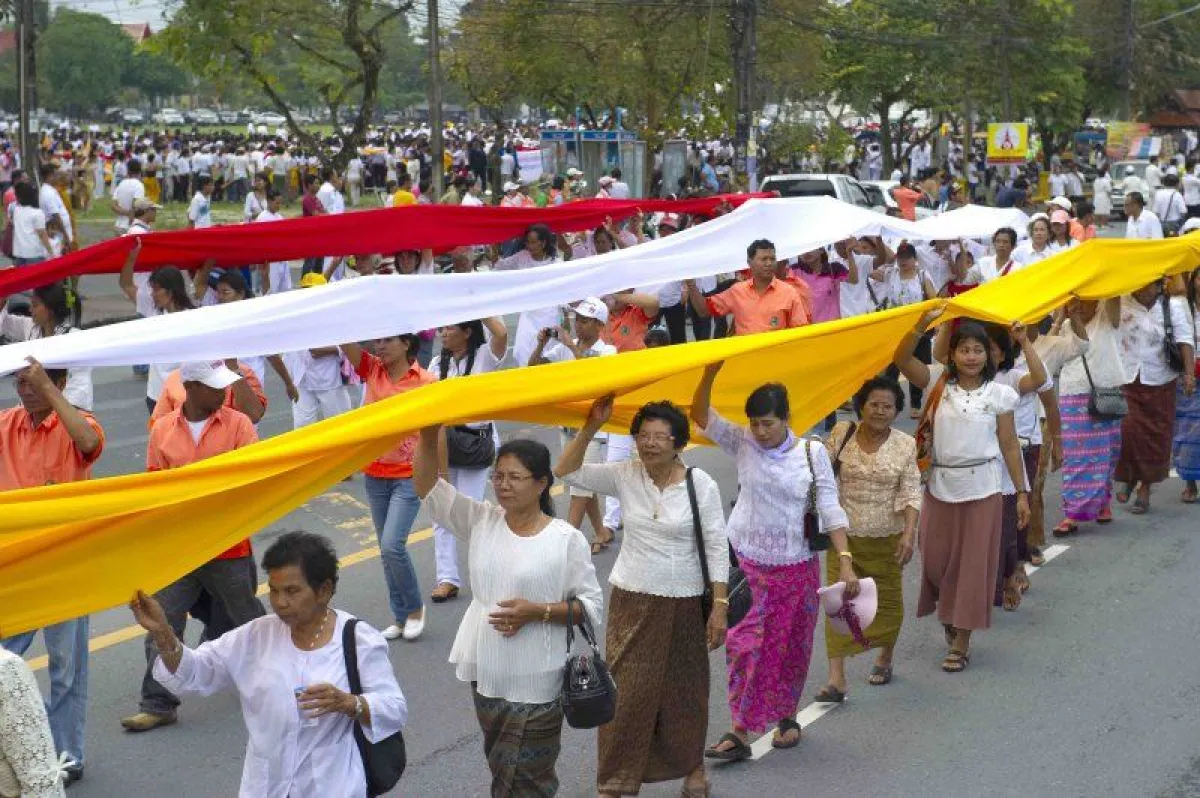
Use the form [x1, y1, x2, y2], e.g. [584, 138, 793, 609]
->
[149, 360, 267, 428]
[892, 176, 922, 222]
[602, 289, 660, 353]
[0, 357, 103, 786]
[121, 361, 265, 733]
[683, 239, 809, 335]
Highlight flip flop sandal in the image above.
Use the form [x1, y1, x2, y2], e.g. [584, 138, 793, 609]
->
[1015, 569, 1030, 594]
[1052, 519, 1077, 537]
[1116, 485, 1132, 504]
[771, 717, 802, 749]
[867, 664, 893, 686]
[813, 685, 847, 704]
[941, 650, 970, 673]
[1003, 585, 1022, 612]
[1183, 490, 1198, 504]
[1130, 497, 1149, 515]
[1028, 548, 1046, 566]
[704, 733, 752, 762]
[590, 539, 611, 555]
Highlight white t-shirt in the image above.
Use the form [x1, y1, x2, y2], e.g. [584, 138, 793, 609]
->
[111, 178, 146, 232]
[317, 183, 345, 215]
[187, 418, 207, 444]
[836, 252, 877, 318]
[38, 184, 71, 244]
[188, 192, 212, 228]
[254, 210, 292, 293]
[1048, 173, 1068, 197]
[244, 191, 266, 222]
[1183, 173, 1200, 206]
[541, 337, 617, 363]
[1152, 189, 1187, 224]
[925, 364, 1020, 504]
[1126, 210, 1163, 239]
[500, 152, 515, 176]
[11, 205, 48, 259]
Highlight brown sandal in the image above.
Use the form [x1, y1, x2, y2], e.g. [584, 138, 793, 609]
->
[1002, 583, 1022, 612]
[941, 650, 970, 673]
[430, 583, 460, 603]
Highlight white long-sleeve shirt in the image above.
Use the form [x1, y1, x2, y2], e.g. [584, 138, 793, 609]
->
[1118, 293, 1195, 386]
[153, 611, 406, 798]
[0, 306, 92, 411]
[563, 460, 728, 596]
[424, 478, 603, 704]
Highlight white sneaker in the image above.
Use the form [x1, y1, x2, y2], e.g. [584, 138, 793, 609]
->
[402, 612, 426, 641]
[381, 624, 403, 641]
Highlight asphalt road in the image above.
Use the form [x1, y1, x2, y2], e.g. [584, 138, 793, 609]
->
[8, 222, 1200, 797]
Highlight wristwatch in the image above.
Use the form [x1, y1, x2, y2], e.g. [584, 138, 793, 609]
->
[838, 551, 854, 561]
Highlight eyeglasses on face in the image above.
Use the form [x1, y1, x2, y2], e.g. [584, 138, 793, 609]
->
[635, 432, 674, 444]
[490, 471, 535, 486]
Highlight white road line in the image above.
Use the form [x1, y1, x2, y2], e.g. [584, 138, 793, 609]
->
[748, 543, 1071, 761]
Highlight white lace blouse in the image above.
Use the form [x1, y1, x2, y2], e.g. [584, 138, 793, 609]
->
[0, 649, 65, 798]
[563, 460, 728, 596]
[703, 409, 850, 566]
[424, 479, 604, 705]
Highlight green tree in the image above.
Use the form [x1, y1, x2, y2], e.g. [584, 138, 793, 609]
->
[38, 9, 133, 116]
[155, 0, 414, 168]
[124, 47, 189, 104]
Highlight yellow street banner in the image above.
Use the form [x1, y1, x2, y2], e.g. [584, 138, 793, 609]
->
[987, 122, 1029, 166]
[1, 236, 1199, 636]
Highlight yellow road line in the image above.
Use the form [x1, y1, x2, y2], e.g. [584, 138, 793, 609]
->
[27, 484, 567, 672]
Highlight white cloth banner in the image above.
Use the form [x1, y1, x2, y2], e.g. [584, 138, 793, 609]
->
[0, 198, 1023, 374]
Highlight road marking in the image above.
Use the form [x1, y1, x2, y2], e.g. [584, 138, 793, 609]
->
[748, 543, 1071, 761]
[26, 484, 567, 672]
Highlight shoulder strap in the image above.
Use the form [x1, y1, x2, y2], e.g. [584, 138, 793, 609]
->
[341, 617, 362, 695]
[834, 422, 857, 464]
[685, 467, 712, 591]
[1162, 292, 1176, 341]
[803, 439, 817, 512]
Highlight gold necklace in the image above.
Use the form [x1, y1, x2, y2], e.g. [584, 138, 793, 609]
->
[298, 608, 331, 651]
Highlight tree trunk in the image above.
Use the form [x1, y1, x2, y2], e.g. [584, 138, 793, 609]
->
[878, 96, 894, 174]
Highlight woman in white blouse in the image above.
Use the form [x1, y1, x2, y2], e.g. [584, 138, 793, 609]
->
[692, 363, 855, 760]
[894, 308, 1029, 673]
[555, 396, 727, 798]
[1114, 281, 1196, 513]
[128, 532, 407, 798]
[1013, 216, 1056, 267]
[0, 649, 65, 798]
[966, 227, 1020, 285]
[0, 282, 91, 411]
[413, 427, 602, 798]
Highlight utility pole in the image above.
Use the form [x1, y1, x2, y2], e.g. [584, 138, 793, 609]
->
[1118, 0, 1135, 119]
[16, 0, 37, 180]
[426, 0, 445, 199]
[730, 0, 757, 189]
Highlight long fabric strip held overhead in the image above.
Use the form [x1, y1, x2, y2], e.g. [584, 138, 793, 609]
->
[0, 193, 770, 296]
[0, 198, 1028, 374]
[0, 231, 1198, 636]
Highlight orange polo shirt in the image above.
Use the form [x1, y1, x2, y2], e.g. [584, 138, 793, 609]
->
[0, 408, 104, 490]
[147, 406, 258, 559]
[739, 269, 815, 320]
[356, 353, 436, 479]
[149, 365, 267, 430]
[603, 305, 654, 352]
[706, 277, 809, 335]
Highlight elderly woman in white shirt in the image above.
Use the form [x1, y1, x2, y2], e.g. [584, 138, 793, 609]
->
[413, 427, 602, 798]
[128, 532, 407, 798]
[692, 362, 855, 760]
[556, 396, 727, 798]
[0, 649, 65, 798]
[1114, 280, 1196, 513]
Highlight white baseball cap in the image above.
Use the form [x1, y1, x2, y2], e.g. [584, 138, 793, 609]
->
[180, 361, 242, 390]
[566, 167, 583, 177]
[573, 297, 609, 324]
[1049, 196, 1073, 210]
[503, 181, 520, 192]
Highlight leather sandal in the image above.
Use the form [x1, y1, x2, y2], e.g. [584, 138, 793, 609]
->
[772, 717, 801, 749]
[704, 733, 751, 762]
[941, 650, 970, 673]
[867, 664, 893, 686]
[430, 583, 459, 603]
[814, 685, 846, 704]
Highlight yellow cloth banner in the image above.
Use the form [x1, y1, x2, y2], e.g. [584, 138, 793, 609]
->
[2, 237, 1199, 635]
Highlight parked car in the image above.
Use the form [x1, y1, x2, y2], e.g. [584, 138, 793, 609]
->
[252, 111, 287, 126]
[191, 108, 220, 125]
[863, 180, 939, 220]
[119, 108, 145, 125]
[217, 110, 241, 124]
[154, 108, 186, 126]
[1109, 159, 1151, 220]
[760, 173, 883, 213]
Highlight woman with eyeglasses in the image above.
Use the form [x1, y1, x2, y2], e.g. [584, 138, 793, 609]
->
[413, 426, 602, 797]
[555, 396, 727, 798]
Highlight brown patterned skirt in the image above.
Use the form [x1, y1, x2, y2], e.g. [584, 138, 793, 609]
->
[1116, 377, 1178, 485]
[472, 688, 563, 798]
[597, 587, 708, 795]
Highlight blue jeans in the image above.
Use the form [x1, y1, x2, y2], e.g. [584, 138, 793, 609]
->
[365, 475, 423, 621]
[3, 617, 89, 766]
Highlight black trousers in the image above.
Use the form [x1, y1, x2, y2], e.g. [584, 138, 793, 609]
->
[659, 302, 688, 345]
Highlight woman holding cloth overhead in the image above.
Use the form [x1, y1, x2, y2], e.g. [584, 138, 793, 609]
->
[413, 425, 603, 797]
[893, 307, 1030, 672]
[692, 362, 855, 760]
[555, 396, 727, 798]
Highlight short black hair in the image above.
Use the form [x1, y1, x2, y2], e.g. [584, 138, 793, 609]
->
[745, 382, 789, 420]
[643, 328, 671, 348]
[215, 269, 251, 298]
[262, 531, 340, 593]
[983, 322, 1017, 372]
[746, 239, 775, 261]
[195, 174, 212, 189]
[265, 188, 281, 201]
[993, 227, 1018, 247]
[853, 376, 905, 416]
[630, 400, 690, 449]
[32, 282, 71, 326]
[895, 243, 918, 260]
[1126, 191, 1144, 208]
[45, 367, 68, 384]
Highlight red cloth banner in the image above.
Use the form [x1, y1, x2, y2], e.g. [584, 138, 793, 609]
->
[0, 194, 770, 296]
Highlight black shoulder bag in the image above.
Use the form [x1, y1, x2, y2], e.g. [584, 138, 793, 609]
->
[1162, 293, 1186, 374]
[686, 467, 751, 629]
[342, 619, 407, 797]
[438, 348, 497, 469]
[560, 600, 616, 729]
[1082, 355, 1127, 420]
[803, 440, 832, 552]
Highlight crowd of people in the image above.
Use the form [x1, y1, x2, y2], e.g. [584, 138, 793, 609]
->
[1, 139, 1199, 797]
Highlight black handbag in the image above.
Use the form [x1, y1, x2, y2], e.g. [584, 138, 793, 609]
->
[686, 467, 751, 628]
[560, 601, 616, 729]
[802, 439, 831, 552]
[1081, 355, 1128, 420]
[342, 619, 406, 797]
[1162, 293, 1186, 374]
[445, 424, 496, 469]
